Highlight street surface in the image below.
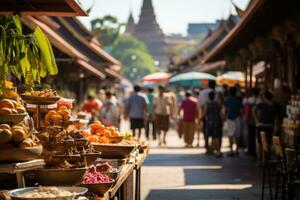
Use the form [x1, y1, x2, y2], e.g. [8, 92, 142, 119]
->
[140, 130, 262, 200]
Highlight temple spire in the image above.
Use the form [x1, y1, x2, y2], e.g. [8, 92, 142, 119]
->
[124, 11, 135, 34]
[132, 0, 168, 69]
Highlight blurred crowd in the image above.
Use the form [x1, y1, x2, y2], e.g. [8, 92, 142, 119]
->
[79, 79, 291, 163]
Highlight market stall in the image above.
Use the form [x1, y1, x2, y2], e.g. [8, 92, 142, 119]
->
[0, 15, 147, 200]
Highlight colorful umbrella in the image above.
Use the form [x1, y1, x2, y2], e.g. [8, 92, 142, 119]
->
[169, 72, 216, 87]
[216, 71, 256, 87]
[142, 72, 171, 83]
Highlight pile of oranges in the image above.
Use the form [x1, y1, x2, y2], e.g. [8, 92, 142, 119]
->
[82, 121, 120, 144]
[45, 106, 71, 126]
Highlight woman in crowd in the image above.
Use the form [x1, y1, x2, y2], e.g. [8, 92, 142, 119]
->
[224, 87, 243, 157]
[253, 91, 279, 165]
[201, 91, 224, 157]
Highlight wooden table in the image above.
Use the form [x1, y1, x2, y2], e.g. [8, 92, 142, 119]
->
[0, 159, 44, 188]
[134, 150, 148, 200]
[99, 150, 148, 200]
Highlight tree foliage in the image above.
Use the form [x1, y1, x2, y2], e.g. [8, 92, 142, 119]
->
[110, 35, 157, 83]
[91, 15, 124, 47]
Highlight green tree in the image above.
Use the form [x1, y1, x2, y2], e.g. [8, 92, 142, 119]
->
[91, 15, 124, 47]
[110, 35, 157, 83]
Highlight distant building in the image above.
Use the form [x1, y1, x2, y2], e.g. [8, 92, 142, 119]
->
[125, 0, 169, 71]
[187, 23, 218, 38]
[124, 12, 135, 35]
[172, 15, 240, 73]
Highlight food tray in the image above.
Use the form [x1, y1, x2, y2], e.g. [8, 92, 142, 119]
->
[9, 186, 88, 200]
[20, 95, 60, 105]
[108, 136, 124, 143]
[0, 145, 43, 162]
[35, 167, 87, 186]
[93, 144, 135, 159]
[80, 180, 115, 196]
[0, 113, 27, 123]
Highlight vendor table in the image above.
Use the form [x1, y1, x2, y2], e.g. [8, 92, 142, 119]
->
[0, 159, 44, 188]
[99, 150, 148, 200]
[134, 151, 148, 200]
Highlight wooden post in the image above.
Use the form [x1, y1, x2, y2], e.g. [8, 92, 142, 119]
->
[249, 61, 253, 89]
[245, 65, 248, 90]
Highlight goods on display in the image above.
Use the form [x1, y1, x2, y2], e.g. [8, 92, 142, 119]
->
[23, 89, 58, 98]
[0, 124, 35, 148]
[9, 186, 88, 199]
[44, 106, 71, 126]
[83, 165, 112, 184]
[82, 121, 122, 144]
[21, 187, 77, 198]
[283, 94, 300, 129]
[38, 126, 96, 168]
[0, 99, 26, 115]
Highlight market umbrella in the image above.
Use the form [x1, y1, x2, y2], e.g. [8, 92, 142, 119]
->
[142, 72, 171, 83]
[169, 72, 216, 87]
[216, 71, 256, 87]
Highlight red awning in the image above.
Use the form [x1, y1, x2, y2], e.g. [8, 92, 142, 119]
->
[142, 72, 171, 83]
[76, 59, 106, 79]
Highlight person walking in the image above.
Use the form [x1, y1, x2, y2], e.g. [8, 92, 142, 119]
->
[153, 85, 172, 146]
[99, 91, 120, 127]
[193, 89, 201, 147]
[199, 80, 223, 154]
[178, 91, 199, 147]
[243, 88, 261, 156]
[225, 87, 243, 157]
[125, 85, 148, 139]
[145, 88, 156, 140]
[253, 91, 279, 165]
[201, 91, 224, 157]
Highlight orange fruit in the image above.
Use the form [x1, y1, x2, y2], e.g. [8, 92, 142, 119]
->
[91, 123, 105, 131]
[102, 129, 111, 137]
[50, 114, 63, 121]
[99, 136, 109, 144]
[47, 110, 57, 116]
[58, 109, 70, 116]
[58, 106, 68, 112]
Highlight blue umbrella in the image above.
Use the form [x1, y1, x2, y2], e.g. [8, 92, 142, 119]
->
[169, 72, 216, 87]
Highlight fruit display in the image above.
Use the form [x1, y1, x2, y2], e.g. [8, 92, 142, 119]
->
[0, 123, 37, 148]
[1, 81, 19, 100]
[82, 165, 112, 184]
[44, 106, 71, 126]
[0, 99, 26, 115]
[23, 89, 58, 98]
[57, 98, 74, 109]
[82, 121, 122, 144]
[38, 125, 99, 168]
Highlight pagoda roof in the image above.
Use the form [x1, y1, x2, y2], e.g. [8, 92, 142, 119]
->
[0, 0, 87, 16]
[124, 12, 136, 34]
[177, 15, 239, 67]
[205, 0, 300, 62]
[55, 17, 121, 67]
[21, 16, 122, 80]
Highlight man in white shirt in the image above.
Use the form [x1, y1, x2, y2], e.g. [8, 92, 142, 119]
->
[153, 85, 172, 146]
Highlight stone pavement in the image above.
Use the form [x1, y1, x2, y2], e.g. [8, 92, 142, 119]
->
[140, 130, 263, 200]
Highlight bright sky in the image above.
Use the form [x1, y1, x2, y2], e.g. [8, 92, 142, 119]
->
[79, 0, 250, 35]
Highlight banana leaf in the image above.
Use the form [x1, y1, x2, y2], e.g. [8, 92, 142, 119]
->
[33, 26, 58, 76]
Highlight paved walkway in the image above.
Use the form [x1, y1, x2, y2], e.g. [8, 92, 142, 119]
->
[140, 130, 262, 200]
